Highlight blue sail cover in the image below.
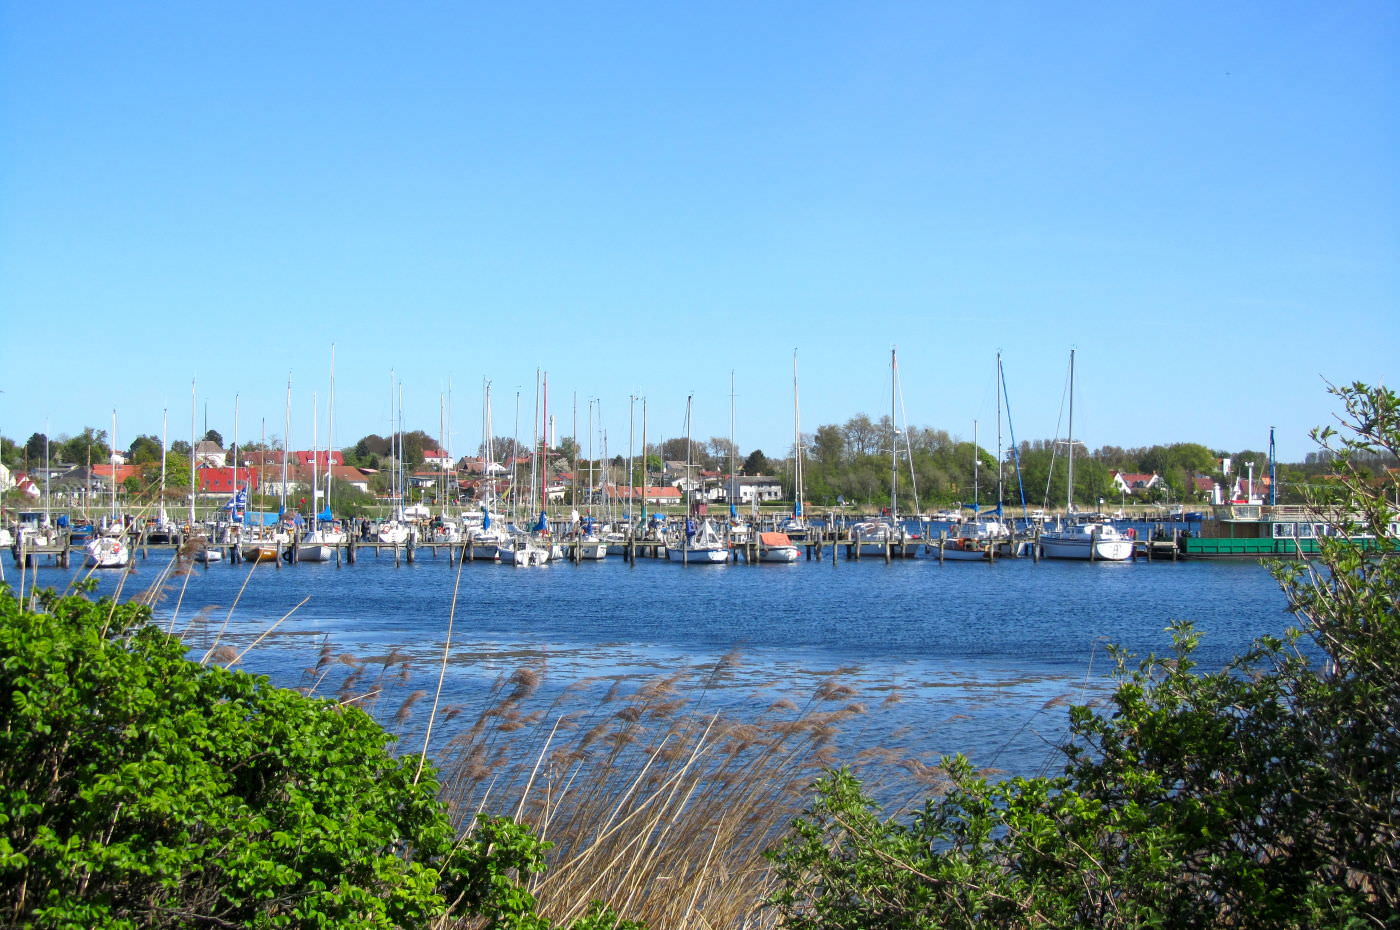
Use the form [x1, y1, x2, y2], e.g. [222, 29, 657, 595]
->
[317, 508, 333, 522]
[795, 501, 803, 516]
[532, 511, 548, 533]
[481, 505, 491, 529]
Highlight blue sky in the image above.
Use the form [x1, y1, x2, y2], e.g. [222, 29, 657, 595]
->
[2, 2, 1395, 464]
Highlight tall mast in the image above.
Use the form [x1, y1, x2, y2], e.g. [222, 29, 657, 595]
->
[890, 347, 898, 518]
[311, 392, 319, 532]
[542, 372, 549, 515]
[995, 352, 1003, 515]
[189, 380, 196, 528]
[110, 409, 118, 521]
[587, 397, 595, 519]
[326, 345, 335, 520]
[793, 349, 803, 519]
[282, 374, 292, 517]
[232, 393, 239, 523]
[159, 408, 168, 522]
[1066, 349, 1076, 515]
[640, 397, 648, 524]
[626, 395, 635, 518]
[729, 371, 737, 520]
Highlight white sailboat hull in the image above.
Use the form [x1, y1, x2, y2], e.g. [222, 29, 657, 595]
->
[1039, 525, 1134, 561]
[666, 545, 730, 563]
[84, 536, 130, 569]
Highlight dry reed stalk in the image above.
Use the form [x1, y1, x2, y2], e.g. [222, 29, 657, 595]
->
[431, 657, 917, 930]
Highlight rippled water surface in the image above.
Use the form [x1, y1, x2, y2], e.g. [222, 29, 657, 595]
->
[24, 545, 1293, 779]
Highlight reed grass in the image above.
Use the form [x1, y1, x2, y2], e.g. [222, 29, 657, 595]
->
[86, 548, 1067, 929]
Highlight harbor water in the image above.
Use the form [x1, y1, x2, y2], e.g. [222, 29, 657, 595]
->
[14, 545, 1294, 786]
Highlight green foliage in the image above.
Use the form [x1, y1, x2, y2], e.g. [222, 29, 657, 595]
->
[0, 586, 624, 929]
[770, 381, 1400, 929]
[2, 435, 23, 469]
[24, 432, 49, 464]
[57, 427, 110, 467]
[743, 449, 771, 475]
[126, 434, 164, 465]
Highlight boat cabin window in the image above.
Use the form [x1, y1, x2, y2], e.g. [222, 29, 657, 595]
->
[1388, 522, 1399, 538]
[1297, 523, 1316, 539]
[1272, 523, 1296, 538]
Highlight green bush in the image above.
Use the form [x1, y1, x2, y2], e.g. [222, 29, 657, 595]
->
[770, 382, 1399, 929]
[0, 584, 589, 929]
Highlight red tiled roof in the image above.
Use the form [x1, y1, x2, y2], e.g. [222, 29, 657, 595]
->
[92, 464, 146, 484]
[196, 467, 260, 493]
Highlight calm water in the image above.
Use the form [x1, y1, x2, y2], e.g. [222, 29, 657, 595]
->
[14, 542, 1294, 782]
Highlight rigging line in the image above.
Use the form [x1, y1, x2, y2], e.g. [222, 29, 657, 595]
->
[894, 370, 921, 516]
[1044, 355, 1073, 511]
[999, 357, 1031, 519]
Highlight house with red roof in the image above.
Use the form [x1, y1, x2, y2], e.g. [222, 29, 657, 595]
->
[196, 467, 260, 497]
[1110, 471, 1163, 496]
[602, 486, 683, 506]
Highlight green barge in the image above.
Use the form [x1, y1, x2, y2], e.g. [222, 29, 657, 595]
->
[1181, 504, 1398, 558]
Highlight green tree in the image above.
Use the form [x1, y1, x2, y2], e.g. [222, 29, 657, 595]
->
[811, 425, 845, 467]
[742, 449, 771, 475]
[24, 432, 48, 465]
[772, 381, 1400, 929]
[556, 436, 581, 462]
[127, 434, 164, 465]
[202, 428, 224, 447]
[58, 427, 110, 466]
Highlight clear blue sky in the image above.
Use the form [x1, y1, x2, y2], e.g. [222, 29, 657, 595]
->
[2, 2, 1395, 464]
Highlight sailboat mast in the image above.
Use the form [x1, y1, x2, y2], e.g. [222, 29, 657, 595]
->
[232, 394, 240, 523]
[326, 345, 335, 520]
[159, 408, 168, 521]
[890, 347, 898, 518]
[995, 352, 1003, 513]
[640, 396, 648, 524]
[110, 410, 117, 521]
[189, 381, 196, 528]
[311, 392, 319, 533]
[729, 371, 737, 520]
[626, 395, 635, 518]
[792, 349, 803, 519]
[282, 375, 292, 517]
[1066, 349, 1076, 515]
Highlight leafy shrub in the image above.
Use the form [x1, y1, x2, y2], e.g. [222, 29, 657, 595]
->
[770, 382, 1400, 929]
[0, 584, 574, 929]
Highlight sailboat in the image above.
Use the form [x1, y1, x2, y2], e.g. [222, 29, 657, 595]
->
[244, 378, 295, 563]
[851, 348, 919, 557]
[665, 395, 729, 564]
[294, 392, 334, 562]
[464, 379, 511, 559]
[779, 350, 811, 539]
[931, 420, 1012, 561]
[186, 381, 222, 563]
[572, 398, 608, 560]
[85, 411, 131, 569]
[377, 373, 413, 546]
[1038, 351, 1134, 562]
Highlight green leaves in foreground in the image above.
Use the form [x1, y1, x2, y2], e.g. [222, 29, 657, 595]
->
[770, 382, 1400, 930]
[0, 586, 607, 929]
